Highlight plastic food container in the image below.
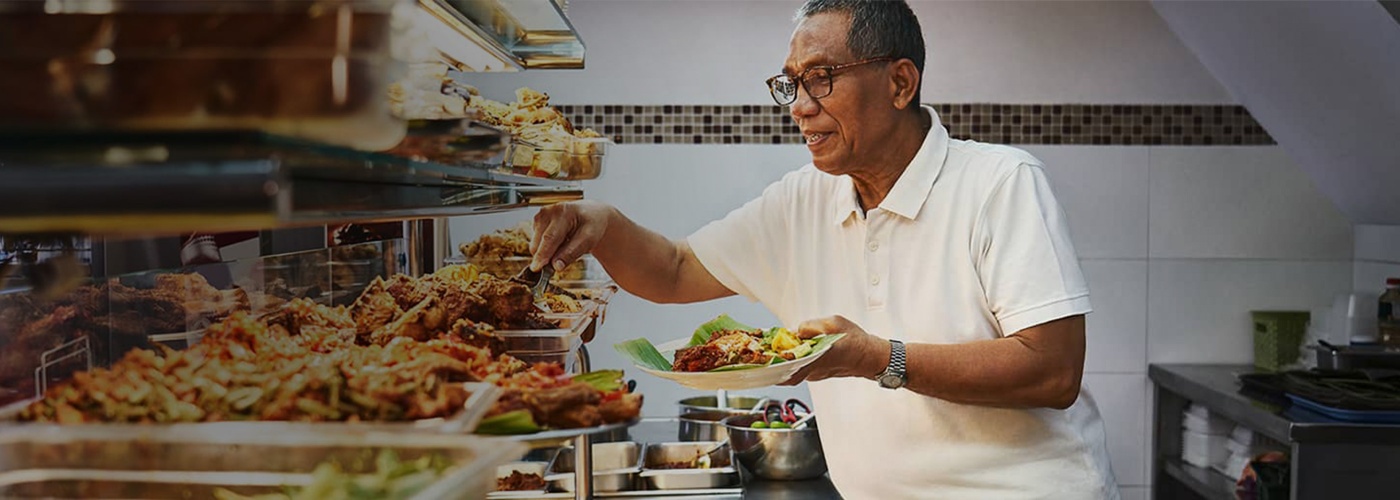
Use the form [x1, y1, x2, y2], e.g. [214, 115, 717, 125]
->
[544, 441, 642, 493]
[448, 254, 605, 284]
[0, 423, 523, 500]
[501, 137, 613, 180]
[0, 0, 410, 150]
[1181, 429, 1228, 468]
[1182, 409, 1232, 435]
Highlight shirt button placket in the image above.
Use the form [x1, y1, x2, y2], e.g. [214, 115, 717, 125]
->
[867, 215, 888, 309]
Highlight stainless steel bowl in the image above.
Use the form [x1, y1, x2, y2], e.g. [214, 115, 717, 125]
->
[678, 409, 753, 442]
[678, 395, 767, 415]
[722, 414, 827, 481]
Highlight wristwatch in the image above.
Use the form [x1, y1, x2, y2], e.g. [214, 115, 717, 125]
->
[877, 339, 907, 389]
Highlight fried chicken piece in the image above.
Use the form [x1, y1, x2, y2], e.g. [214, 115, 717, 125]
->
[263, 298, 353, 337]
[447, 318, 506, 355]
[385, 274, 433, 310]
[467, 274, 537, 329]
[524, 382, 602, 429]
[426, 278, 489, 331]
[487, 390, 529, 418]
[599, 392, 644, 424]
[106, 280, 189, 334]
[156, 273, 222, 306]
[544, 293, 582, 313]
[671, 330, 767, 372]
[368, 295, 437, 345]
[349, 277, 403, 337]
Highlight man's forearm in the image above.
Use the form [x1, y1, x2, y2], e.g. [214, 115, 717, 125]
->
[588, 208, 730, 304]
[856, 316, 1086, 409]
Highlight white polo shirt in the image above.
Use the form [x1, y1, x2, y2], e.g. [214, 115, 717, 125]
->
[688, 106, 1118, 499]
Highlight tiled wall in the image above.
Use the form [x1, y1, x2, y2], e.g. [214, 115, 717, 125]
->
[559, 104, 1274, 146]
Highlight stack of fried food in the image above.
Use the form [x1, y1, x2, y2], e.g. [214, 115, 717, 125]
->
[473, 87, 602, 148]
[18, 265, 641, 429]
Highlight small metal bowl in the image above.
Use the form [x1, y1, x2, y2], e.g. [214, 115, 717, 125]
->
[722, 414, 828, 481]
[678, 409, 753, 442]
[677, 395, 768, 415]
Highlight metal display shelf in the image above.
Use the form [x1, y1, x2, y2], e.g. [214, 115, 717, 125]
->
[1161, 459, 1235, 500]
[0, 130, 583, 236]
[429, 0, 587, 70]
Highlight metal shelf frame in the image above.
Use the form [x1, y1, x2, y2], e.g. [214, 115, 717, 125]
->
[0, 130, 582, 236]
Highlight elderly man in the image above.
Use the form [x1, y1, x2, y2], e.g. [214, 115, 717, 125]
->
[530, 0, 1117, 497]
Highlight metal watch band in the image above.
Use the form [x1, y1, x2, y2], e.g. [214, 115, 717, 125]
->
[880, 339, 907, 389]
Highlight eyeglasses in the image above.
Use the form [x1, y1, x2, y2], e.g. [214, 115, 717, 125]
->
[765, 57, 894, 106]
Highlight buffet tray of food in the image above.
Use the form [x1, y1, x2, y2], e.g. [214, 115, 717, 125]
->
[0, 381, 502, 435]
[0, 423, 525, 500]
[488, 440, 741, 498]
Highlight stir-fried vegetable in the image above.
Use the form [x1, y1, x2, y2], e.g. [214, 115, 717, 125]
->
[214, 450, 451, 500]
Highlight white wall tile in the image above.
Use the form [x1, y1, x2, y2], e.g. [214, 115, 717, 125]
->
[1119, 485, 1149, 500]
[1354, 261, 1400, 294]
[1084, 374, 1149, 486]
[1148, 147, 1352, 260]
[1026, 146, 1150, 259]
[1081, 260, 1149, 373]
[1355, 224, 1400, 263]
[586, 145, 811, 238]
[1147, 260, 1353, 364]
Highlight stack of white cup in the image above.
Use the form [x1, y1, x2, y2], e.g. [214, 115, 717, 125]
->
[1181, 404, 1232, 468]
[1215, 425, 1263, 480]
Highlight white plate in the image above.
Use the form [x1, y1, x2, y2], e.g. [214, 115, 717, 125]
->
[633, 337, 839, 391]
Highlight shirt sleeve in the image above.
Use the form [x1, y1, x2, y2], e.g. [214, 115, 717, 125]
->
[974, 163, 1092, 336]
[686, 177, 793, 306]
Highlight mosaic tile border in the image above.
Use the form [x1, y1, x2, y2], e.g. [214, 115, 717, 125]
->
[556, 104, 1274, 146]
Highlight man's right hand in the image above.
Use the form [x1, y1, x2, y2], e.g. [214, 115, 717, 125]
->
[528, 200, 734, 304]
[530, 200, 615, 272]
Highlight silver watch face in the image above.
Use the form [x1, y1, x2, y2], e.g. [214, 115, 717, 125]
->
[879, 373, 904, 389]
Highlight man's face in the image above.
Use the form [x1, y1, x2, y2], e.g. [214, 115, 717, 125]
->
[783, 12, 893, 175]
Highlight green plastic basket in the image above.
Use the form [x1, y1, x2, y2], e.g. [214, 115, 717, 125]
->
[1252, 311, 1310, 371]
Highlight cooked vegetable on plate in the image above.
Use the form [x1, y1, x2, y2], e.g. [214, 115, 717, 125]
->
[613, 315, 843, 390]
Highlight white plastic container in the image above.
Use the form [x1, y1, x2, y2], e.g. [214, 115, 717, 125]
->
[1230, 425, 1255, 445]
[1216, 451, 1250, 480]
[1182, 405, 1233, 435]
[1183, 412, 1233, 435]
[1182, 429, 1229, 468]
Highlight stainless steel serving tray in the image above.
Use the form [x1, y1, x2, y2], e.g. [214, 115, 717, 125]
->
[639, 442, 740, 490]
[0, 382, 501, 435]
[544, 441, 642, 493]
[0, 423, 525, 500]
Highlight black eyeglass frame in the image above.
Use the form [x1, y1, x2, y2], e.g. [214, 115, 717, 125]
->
[765, 57, 896, 106]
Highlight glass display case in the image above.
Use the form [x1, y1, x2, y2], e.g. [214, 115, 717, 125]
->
[0, 1, 621, 498]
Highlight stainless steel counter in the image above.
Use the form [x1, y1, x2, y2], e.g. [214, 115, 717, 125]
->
[1149, 364, 1400, 500]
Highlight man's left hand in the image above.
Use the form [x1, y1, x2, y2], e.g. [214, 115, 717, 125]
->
[779, 315, 891, 385]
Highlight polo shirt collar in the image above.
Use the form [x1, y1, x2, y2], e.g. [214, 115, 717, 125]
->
[832, 105, 950, 225]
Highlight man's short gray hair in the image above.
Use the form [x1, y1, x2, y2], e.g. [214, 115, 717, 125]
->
[796, 0, 926, 104]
